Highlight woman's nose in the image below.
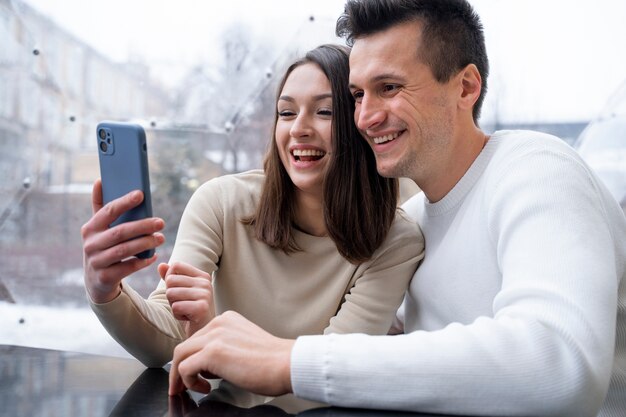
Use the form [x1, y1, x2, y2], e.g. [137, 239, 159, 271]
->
[290, 113, 313, 138]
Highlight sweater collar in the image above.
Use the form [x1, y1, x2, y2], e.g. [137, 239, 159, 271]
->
[424, 131, 504, 216]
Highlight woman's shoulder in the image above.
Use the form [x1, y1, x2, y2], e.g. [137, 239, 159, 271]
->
[194, 169, 264, 198]
[382, 207, 425, 249]
[199, 169, 264, 190]
[187, 169, 265, 213]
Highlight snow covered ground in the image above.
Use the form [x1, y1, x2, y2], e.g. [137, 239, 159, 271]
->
[0, 301, 131, 358]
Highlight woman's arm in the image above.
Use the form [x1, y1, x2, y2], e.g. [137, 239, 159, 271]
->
[324, 211, 424, 335]
[89, 178, 227, 366]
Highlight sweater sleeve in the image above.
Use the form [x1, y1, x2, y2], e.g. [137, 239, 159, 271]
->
[291, 149, 623, 416]
[88, 282, 184, 367]
[323, 212, 424, 336]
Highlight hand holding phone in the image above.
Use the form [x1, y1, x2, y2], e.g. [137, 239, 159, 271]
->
[81, 122, 165, 304]
[97, 121, 154, 259]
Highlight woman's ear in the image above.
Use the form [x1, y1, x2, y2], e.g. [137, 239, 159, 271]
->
[458, 63, 482, 111]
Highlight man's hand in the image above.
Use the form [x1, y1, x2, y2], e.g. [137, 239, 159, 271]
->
[168, 311, 295, 397]
[159, 261, 215, 338]
[81, 179, 165, 303]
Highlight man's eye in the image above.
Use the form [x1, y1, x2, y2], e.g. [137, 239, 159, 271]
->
[352, 91, 364, 102]
[383, 84, 399, 93]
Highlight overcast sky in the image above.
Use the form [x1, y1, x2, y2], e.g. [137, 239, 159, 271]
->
[20, 0, 626, 124]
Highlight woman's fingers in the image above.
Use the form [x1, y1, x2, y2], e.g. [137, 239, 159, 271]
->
[170, 300, 213, 323]
[166, 262, 212, 280]
[158, 262, 170, 279]
[83, 218, 164, 257]
[88, 232, 165, 269]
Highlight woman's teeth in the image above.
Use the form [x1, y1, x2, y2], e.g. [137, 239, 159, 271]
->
[292, 149, 325, 161]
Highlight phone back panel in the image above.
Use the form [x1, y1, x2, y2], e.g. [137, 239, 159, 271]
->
[96, 121, 153, 228]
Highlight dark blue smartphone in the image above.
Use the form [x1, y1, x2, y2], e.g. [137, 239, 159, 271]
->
[96, 121, 154, 259]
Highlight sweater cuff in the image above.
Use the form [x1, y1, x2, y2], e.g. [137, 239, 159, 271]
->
[88, 282, 138, 311]
[291, 334, 335, 403]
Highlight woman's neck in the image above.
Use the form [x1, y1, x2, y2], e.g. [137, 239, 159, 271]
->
[294, 191, 327, 237]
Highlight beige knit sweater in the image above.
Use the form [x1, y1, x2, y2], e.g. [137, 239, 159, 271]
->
[90, 170, 424, 367]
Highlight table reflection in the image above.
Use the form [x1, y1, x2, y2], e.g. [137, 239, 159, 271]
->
[110, 367, 322, 416]
[0, 344, 145, 417]
[0, 345, 466, 417]
[112, 366, 452, 417]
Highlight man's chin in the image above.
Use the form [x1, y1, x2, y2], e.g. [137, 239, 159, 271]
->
[376, 162, 400, 179]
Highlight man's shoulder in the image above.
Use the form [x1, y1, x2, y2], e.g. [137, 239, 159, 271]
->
[490, 130, 578, 160]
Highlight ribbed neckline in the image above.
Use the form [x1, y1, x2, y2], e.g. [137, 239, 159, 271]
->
[424, 131, 504, 217]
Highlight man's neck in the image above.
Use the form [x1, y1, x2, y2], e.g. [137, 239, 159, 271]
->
[418, 126, 488, 203]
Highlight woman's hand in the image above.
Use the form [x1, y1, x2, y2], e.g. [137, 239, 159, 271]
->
[159, 261, 215, 338]
[168, 311, 295, 397]
[81, 179, 165, 304]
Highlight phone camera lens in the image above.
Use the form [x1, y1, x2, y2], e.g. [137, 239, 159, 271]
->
[99, 141, 108, 152]
[98, 129, 106, 139]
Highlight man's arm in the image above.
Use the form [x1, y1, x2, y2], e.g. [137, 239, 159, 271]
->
[290, 148, 625, 416]
[169, 311, 294, 397]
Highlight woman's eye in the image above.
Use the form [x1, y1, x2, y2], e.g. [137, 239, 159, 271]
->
[278, 110, 296, 118]
[318, 109, 332, 116]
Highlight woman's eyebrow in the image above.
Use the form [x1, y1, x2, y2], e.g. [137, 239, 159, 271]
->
[278, 93, 332, 102]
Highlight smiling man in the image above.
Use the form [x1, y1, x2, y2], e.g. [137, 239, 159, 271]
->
[168, 1, 626, 416]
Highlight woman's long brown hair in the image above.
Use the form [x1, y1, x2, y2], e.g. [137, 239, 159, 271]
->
[242, 44, 398, 264]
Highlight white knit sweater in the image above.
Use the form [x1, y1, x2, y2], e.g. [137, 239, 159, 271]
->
[291, 130, 626, 417]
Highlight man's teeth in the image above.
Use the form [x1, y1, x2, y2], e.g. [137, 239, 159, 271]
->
[373, 132, 400, 144]
[292, 149, 325, 157]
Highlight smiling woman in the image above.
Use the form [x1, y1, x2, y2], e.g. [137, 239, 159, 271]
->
[275, 63, 333, 207]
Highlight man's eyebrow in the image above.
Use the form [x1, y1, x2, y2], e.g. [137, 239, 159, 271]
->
[349, 73, 405, 89]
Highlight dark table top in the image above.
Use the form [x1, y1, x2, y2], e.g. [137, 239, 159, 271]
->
[0, 344, 453, 417]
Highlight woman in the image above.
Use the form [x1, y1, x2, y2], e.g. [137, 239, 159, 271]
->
[81, 45, 424, 367]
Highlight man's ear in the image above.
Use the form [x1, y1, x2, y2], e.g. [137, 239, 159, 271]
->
[458, 64, 481, 111]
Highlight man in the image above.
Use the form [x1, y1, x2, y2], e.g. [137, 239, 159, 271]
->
[169, 1, 626, 416]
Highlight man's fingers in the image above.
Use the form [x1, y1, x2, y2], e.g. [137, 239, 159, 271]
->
[169, 333, 217, 395]
[168, 369, 185, 396]
[178, 351, 213, 394]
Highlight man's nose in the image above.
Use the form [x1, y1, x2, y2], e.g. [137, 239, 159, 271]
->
[355, 94, 385, 132]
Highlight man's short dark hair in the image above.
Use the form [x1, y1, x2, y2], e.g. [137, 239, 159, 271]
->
[336, 0, 489, 123]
